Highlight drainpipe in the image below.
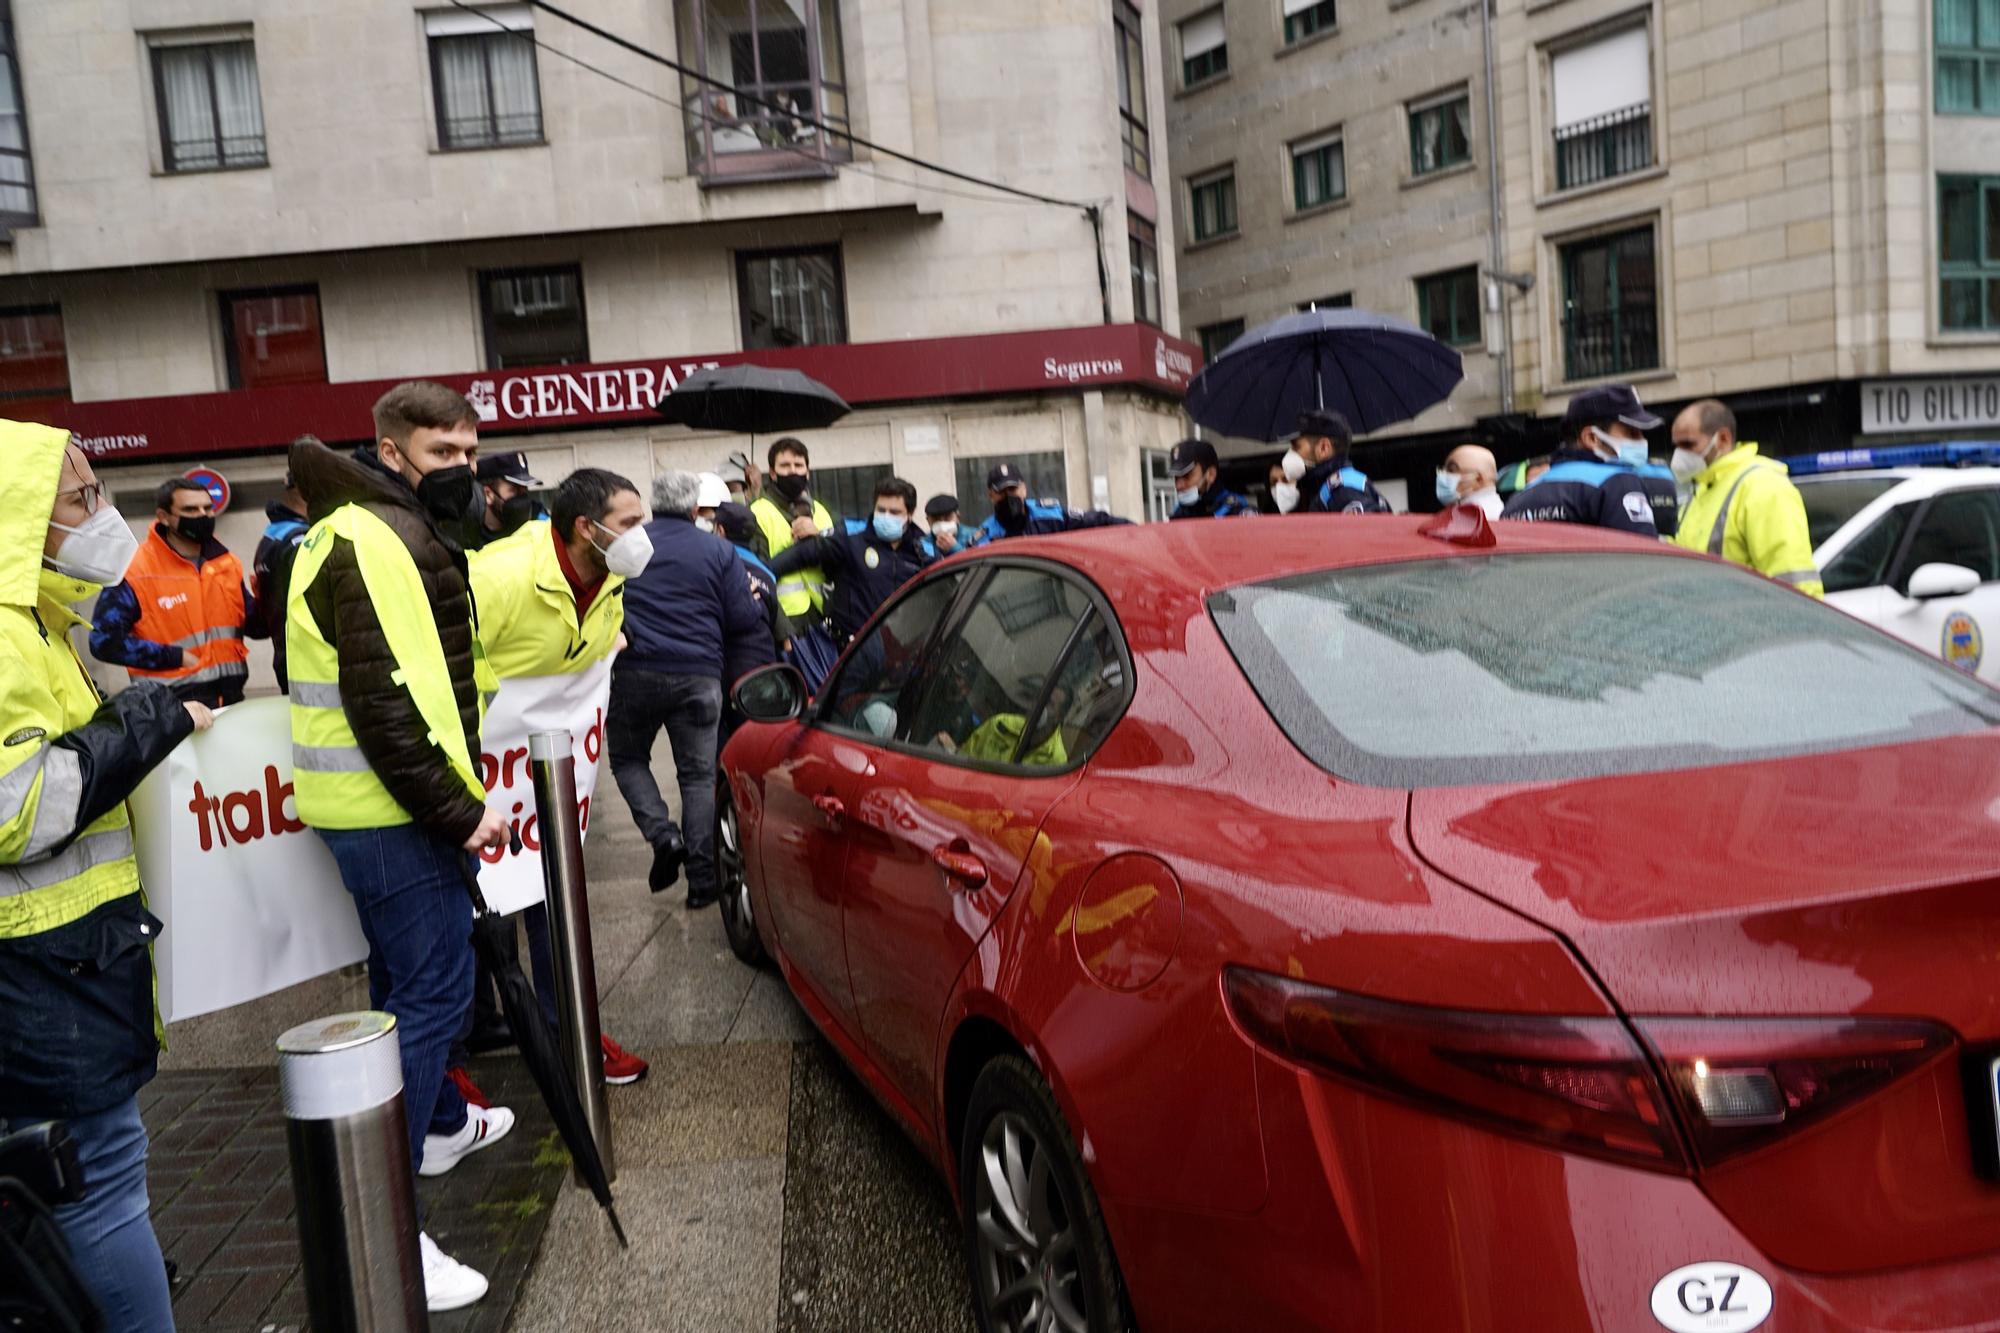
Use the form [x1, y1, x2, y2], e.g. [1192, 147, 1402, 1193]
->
[1480, 0, 1514, 416]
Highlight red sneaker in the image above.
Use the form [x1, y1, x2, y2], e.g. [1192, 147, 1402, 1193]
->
[601, 1034, 648, 1086]
[446, 1066, 492, 1110]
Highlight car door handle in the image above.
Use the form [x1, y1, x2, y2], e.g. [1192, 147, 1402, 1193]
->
[931, 843, 988, 889]
[812, 794, 845, 826]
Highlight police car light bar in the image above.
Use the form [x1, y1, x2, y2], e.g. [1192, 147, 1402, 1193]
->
[1784, 442, 2000, 476]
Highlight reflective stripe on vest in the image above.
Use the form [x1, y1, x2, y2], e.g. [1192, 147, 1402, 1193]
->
[752, 496, 832, 616]
[0, 826, 137, 901]
[1705, 463, 1781, 556]
[286, 504, 484, 831]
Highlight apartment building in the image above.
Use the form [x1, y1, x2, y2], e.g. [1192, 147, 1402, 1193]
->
[0, 0, 1196, 572]
[1161, 0, 2000, 488]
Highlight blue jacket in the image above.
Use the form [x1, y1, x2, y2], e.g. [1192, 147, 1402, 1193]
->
[1500, 447, 1659, 537]
[620, 514, 775, 682]
[771, 525, 936, 643]
[1300, 459, 1393, 514]
[1171, 486, 1258, 520]
[975, 499, 1128, 543]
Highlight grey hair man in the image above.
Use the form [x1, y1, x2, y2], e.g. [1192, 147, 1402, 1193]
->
[608, 467, 774, 905]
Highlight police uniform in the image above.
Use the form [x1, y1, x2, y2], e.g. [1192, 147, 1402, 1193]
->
[1168, 438, 1259, 519]
[769, 523, 935, 643]
[1629, 461, 1681, 537]
[1299, 459, 1393, 514]
[975, 461, 1128, 541]
[1500, 447, 1660, 537]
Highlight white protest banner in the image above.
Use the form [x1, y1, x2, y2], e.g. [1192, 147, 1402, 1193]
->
[129, 698, 366, 1023]
[472, 658, 613, 915]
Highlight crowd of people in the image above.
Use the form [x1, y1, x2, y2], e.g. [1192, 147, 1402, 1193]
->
[0, 370, 1825, 1327]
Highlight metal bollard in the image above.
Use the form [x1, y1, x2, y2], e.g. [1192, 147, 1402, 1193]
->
[276, 1011, 427, 1332]
[528, 728, 615, 1186]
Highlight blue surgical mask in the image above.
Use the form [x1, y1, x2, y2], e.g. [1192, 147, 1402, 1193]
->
[1175, 484, 1201, 507]
[1435, 471, 1461, 507]
[1614, 438, 1651, 468]
[872, 512, 907, 542]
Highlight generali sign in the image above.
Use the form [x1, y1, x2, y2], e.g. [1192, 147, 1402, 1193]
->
[43, 323, 1200, 464]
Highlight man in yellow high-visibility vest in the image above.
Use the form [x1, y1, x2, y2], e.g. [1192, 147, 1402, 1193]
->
[287, 383, 511, 1313]
[1669, 398, 1824, 597]
[0, 427, 210, 1332]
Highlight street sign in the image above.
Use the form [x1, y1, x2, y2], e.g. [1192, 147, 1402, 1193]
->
[184, 466, 231, 514]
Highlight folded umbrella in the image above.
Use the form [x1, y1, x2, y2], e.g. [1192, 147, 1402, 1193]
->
[455, 856, 627, 1250]
[1185, 307, 1465, 442]
[655, 365, 852, 435]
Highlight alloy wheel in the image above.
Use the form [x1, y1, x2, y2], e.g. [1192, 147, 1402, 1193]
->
[972, 1111, 1088, 1333]
[718, 799, 751, 930]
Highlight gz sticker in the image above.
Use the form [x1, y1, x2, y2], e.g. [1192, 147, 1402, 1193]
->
[1942, 611, 1983, 673]
[1650, 1262, 1772, 1332]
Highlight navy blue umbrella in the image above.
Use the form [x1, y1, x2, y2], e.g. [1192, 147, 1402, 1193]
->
[1184, 308, 1465, 441]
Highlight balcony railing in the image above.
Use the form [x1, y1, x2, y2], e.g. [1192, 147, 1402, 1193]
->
[1564, 306, 1659, 382]
[1553, 103, 1651, 191]
[167, 133, 267, 173]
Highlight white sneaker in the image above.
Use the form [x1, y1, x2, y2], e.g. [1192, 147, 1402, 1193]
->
[418, 1103, 515, 1178]
[420, 1231, 489, 1311]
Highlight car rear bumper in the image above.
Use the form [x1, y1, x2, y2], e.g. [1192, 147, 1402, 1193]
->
[1100, 1051, 2000, 1333]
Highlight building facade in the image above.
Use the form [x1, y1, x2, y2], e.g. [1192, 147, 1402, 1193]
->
[1160, 0, 2000, 488]
[0, 0, 1195, 689]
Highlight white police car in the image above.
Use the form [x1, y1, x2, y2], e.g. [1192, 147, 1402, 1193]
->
[1792, 442, 2000, 682]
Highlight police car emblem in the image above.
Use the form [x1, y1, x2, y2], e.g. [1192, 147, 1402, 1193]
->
[864, 547, 880, 569]
[1942, 611, 1983, 673]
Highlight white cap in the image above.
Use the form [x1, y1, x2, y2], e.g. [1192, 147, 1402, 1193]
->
[696, 471, 731, 510]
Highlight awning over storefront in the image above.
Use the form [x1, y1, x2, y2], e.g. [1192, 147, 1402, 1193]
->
[24, 323, 1200, 465]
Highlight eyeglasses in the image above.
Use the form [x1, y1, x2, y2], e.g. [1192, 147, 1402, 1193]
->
[54, 481, 105, 515]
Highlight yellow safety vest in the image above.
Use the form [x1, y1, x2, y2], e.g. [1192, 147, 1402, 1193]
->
[468, 519, 626, 679]
[286, 503, 489, 829]
[752, 495, 834, 618]
[0, 422, 145, 944]
[1671, 443, 1825, 597]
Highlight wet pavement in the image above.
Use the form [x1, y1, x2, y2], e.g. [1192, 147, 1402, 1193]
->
[148, 762, 977, 1331]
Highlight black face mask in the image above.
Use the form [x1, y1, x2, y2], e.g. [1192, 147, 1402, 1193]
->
[174, 515, 216, 545]
[994, 494, 1029, 533]
[416, 464, 480, 527]
[492, 490, 537, 535]
[770, 473, 811, 504]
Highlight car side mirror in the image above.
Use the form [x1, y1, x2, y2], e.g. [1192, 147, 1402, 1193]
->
[1906, 562, 1982, 601]
[733, 664, 808, 723]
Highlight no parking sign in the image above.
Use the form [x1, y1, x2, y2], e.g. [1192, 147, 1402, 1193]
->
[183, 466, 231, 515]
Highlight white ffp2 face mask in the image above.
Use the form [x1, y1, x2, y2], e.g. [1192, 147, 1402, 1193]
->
[1281, 449, 1308, 483]
[1670, 447, 1710, 484]
[595, 521, 654, 577]
[46, 504, 140, 587]
[1271, 482, 1301, 514]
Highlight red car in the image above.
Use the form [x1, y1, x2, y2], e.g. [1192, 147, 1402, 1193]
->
[716, 511, 2000, 1333]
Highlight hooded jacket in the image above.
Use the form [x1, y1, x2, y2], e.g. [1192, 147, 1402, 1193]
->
[0, 423, 193, 1117]
[289, 440, 486, 842]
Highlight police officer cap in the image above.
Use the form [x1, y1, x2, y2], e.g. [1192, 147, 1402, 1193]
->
[1169, 438, 1217, 477]
[986, 462, 1026, 490]
[715, 500, 756, 544]
[1562, 384, 1663, 435]
[475, 450, 542, 486]
[1295, 408, 1353, 446]
[924, 494, 960, 520]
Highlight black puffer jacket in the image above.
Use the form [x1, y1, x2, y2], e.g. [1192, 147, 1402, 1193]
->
[290, 440, 485, 843]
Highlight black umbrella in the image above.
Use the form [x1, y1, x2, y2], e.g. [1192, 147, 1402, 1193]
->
[655, 364, 851, 434]
[1185, 307, 1465, 441]
[455, 856, 627, 1249]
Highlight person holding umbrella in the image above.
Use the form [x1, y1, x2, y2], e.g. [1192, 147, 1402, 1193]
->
[1167, 439, 1257, 520]
[1280, 409, 1393, 514]
[285, 384, 512, 1313]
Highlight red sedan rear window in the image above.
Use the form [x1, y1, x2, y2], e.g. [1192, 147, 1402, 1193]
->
[1209, 552, 2000, 787]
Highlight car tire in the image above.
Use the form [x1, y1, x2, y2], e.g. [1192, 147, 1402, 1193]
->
[961, 1055, 1133, 1333]
[715, 782, 764, 967]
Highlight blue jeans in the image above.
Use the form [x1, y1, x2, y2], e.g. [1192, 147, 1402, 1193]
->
[607, 669, 723, 897]
[0, 1097, 174, 1332]
[317, 824, 473, 1179]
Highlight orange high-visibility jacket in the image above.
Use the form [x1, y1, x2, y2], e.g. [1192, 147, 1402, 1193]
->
[118, 528, 251, 692]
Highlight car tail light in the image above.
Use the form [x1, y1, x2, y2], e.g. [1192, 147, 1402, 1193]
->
[1222, 966, 1687, 1172]
[1635, 1016, 1955, 1168]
